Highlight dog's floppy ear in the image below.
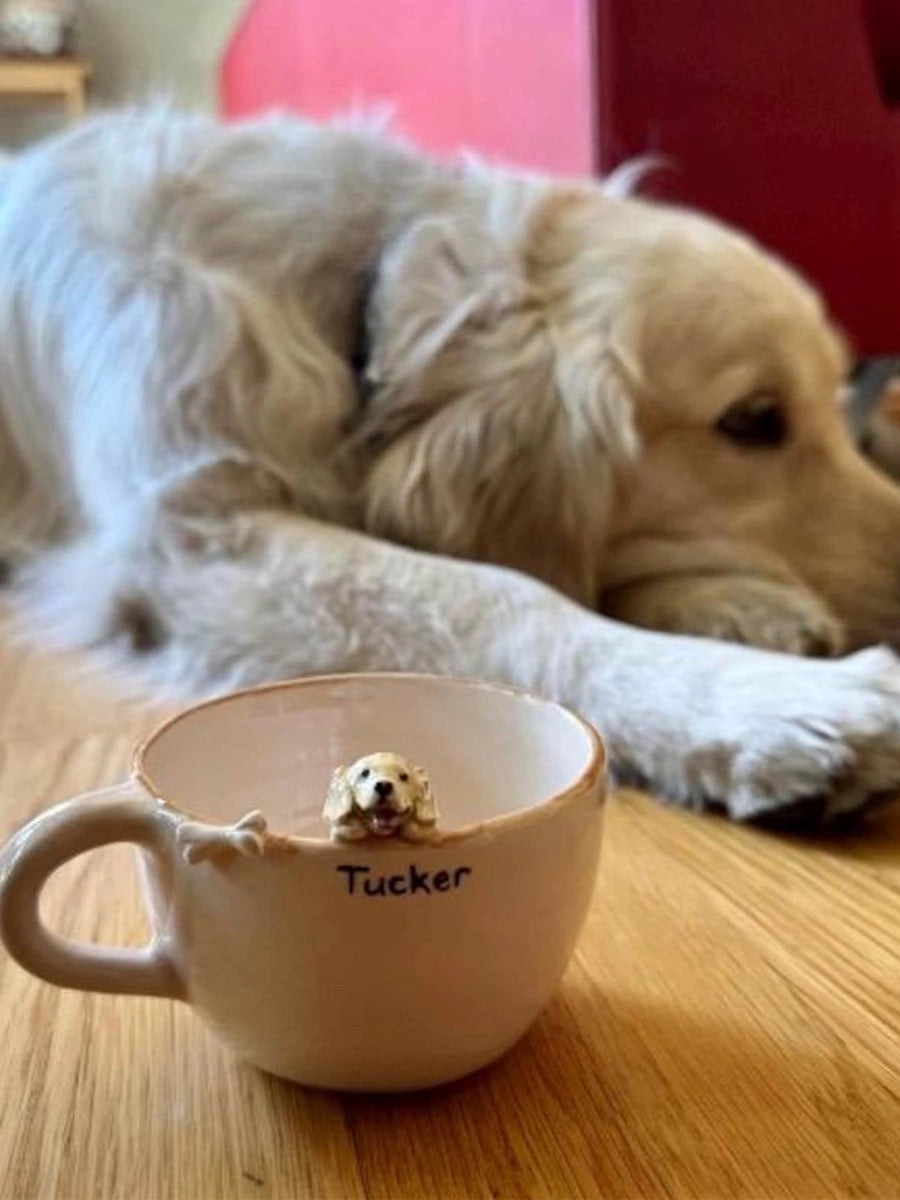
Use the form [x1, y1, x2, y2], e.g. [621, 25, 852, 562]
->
[361, 205, 575, 586]
[323, 766, 354, 822]
[360, 185, 639, 606]
[359, 183, 546, 452]
[412, 765, 437, 826]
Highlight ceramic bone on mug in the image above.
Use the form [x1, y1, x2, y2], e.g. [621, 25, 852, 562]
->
[0, 674, 606, 1092]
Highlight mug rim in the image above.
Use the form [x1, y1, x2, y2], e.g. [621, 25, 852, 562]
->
[132, 672, 607, 847]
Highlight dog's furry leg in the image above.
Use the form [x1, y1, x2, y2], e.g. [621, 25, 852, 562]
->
[21, 510, 900, 826]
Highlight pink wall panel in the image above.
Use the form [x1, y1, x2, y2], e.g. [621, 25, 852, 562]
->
[221, 0, 303, 117]
[221, 0, 596, 175]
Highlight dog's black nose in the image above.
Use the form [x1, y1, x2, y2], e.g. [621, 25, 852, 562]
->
[374, 779, 394, 799]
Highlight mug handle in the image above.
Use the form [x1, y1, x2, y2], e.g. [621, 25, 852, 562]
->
[0, 781, 184, 999]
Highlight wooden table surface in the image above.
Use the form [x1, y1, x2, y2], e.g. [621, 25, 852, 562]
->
[1, 609, 900, 1200]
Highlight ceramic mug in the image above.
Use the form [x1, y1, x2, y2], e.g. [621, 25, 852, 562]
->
[0, 673, 606, 1092]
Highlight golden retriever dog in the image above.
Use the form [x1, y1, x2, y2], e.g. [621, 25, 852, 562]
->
[0, 108, 899, 826]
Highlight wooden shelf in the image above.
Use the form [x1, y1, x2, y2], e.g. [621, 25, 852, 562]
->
[0, 56, 90, 121]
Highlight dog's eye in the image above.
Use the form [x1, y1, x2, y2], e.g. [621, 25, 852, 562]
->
[716, 392, 787, 448]
[399, 772, 409, 782]
[360, 768, 370, 779]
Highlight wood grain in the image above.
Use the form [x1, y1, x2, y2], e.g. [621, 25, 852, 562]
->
[1, 607, 900, 1199]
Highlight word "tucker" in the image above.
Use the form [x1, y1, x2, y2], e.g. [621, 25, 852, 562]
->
[337, 863, 472, 896]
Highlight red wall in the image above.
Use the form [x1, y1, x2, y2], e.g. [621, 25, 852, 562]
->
[221, 0, 596, 175]
[598, 1, 900, 353]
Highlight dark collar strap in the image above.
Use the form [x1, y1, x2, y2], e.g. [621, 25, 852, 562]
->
[350, 264, 379, 413]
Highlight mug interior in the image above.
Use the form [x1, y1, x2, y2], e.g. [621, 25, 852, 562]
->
[138, 675, 600, 838]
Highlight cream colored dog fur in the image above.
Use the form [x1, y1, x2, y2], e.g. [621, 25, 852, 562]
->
[0, 108, 899, 824]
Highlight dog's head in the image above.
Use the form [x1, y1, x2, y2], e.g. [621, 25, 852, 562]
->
[324, 752, 434, 836]
[359, 169, 900, 655]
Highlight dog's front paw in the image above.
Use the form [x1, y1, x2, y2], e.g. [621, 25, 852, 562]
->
[700, 646, 900, 825]
[329, 816, 369, 843]
[605, 575, 844, 657]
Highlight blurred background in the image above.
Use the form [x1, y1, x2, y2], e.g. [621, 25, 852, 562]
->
[2, 1, 900, 461]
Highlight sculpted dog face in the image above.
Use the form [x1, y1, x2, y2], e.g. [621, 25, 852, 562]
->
[324, 752, 433, 837]
[361, 177, 900, 656]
